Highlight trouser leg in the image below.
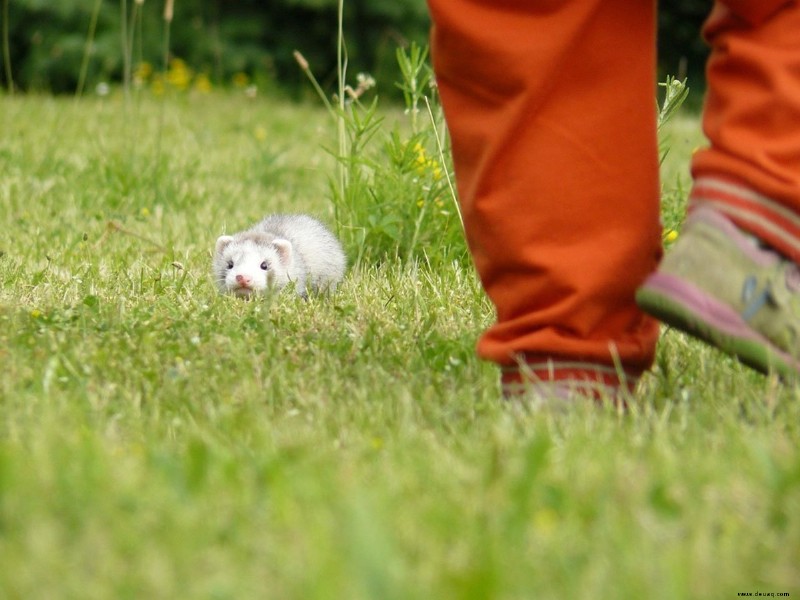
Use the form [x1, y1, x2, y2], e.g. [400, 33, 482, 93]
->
[691, 0, 800, 261]
[427, 0, 661, 391]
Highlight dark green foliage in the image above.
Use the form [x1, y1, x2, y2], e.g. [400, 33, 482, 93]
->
[657, 1, 709, 94]
[1, 0, 432, 96]
[2, 1, 711, 96]
[325, 43, 468, 267]
[4, 0, 120, 92]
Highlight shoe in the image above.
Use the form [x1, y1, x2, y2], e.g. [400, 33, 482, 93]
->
[501, 359, 635, 409]
[636, 207, 800, 378]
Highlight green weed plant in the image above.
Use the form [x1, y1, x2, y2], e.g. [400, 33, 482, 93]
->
[298, 42, 466, 267]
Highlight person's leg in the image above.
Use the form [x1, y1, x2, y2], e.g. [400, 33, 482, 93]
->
[427, 0, 661, 399]
[692, 0, 800, 259]
[637, 0, 800, 377]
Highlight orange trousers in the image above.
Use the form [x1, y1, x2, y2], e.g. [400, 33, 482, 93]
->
[427, 0, 800, 389]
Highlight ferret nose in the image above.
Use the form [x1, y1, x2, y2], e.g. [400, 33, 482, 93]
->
[235, 274, 252, 287]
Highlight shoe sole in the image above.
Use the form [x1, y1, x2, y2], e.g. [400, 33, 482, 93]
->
[637, 272, 800, 379]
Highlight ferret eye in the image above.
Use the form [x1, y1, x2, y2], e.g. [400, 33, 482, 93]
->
[260, 261, 269, 271]
[226, 260, 234, 269]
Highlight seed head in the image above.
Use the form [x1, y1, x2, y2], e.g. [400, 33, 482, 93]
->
[293, 51, 309, 71]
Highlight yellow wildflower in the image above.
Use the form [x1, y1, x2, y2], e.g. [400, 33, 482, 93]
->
[169, 57, 187, 71]
[232, 72, 249, 88]
[166, 58, 192, 90]
[193, 73, 212, 93]
[410, 142, 443, 179]
[429, 160, 442, 180]
[133, 61, 152, 85]
[151, 74, 165, 96]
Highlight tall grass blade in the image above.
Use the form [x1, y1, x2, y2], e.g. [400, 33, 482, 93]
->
[1, 0, 13, 94]
[75, 0, 103, 98]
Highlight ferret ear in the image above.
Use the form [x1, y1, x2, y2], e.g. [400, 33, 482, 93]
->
[215, 235, 234, 255]
[271, 238, 293, 265]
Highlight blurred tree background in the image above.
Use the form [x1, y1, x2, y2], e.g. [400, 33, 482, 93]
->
[1, 0, 709, 99]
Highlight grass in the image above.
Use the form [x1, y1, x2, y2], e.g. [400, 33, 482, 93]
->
[0, 91, 799, 600]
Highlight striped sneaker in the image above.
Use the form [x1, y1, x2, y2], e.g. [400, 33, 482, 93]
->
[636, 207, 800, 378]
[501, 359, 638, 409]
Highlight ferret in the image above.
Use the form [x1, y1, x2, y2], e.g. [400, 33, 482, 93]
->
[213, 214, 346, 298]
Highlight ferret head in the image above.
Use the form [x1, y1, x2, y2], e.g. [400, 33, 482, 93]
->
[213, 232, 294, 298]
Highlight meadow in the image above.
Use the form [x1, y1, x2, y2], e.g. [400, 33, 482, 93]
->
[0, 88, 798, 599]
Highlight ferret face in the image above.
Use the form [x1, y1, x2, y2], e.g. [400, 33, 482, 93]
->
[214, 234, 292, 298]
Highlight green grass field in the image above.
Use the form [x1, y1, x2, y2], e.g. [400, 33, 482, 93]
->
[1, 91, 799, 599]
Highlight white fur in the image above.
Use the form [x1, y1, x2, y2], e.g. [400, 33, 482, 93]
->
[213, 214, 346, 298]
